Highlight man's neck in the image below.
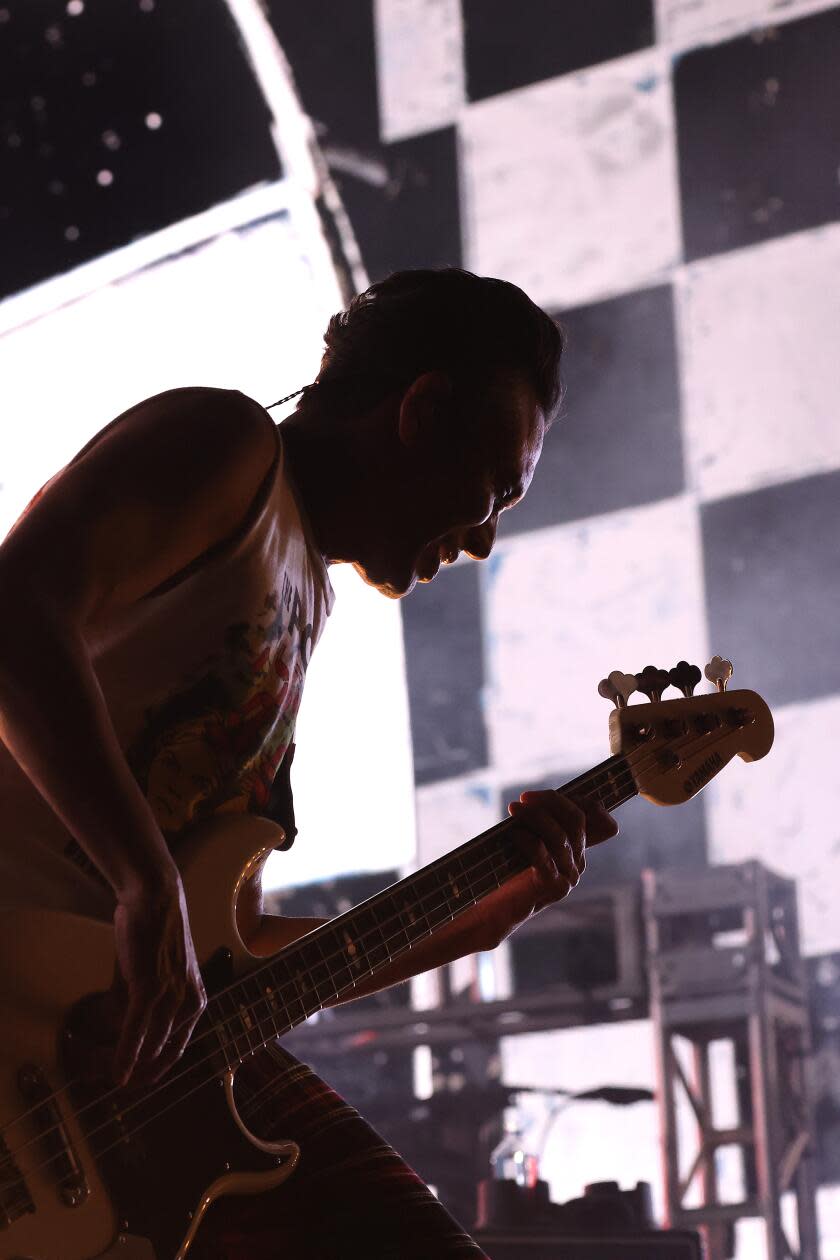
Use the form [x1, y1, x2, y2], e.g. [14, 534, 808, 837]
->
[278, 413, 386, 566]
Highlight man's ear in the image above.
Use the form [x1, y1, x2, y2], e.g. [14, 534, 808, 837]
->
[397, 371, 453, 447]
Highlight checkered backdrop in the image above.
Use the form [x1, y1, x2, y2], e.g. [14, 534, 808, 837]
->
[3, 0, 840, 1232]
[2, 0, 837, 952]
[268, 0, 840, 959]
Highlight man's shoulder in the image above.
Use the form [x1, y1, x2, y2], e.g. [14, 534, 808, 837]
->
[82, 386, 279, 483]
[132, 385, 274, 437]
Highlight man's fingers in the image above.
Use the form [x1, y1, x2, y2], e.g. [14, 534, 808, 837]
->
[142, 1010, 177, 1064]
[514, 798, 583, 873]
[113, 992, 153, 1085]
[144, 1017, 197, 1085]
[509, 802, 579, 890]
[586, 802, 620, 846]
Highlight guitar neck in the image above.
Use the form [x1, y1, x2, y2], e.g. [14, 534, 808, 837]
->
[205, 752, 637, 1065]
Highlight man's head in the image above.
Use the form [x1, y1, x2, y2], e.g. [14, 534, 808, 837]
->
[285, 268, 564, 597]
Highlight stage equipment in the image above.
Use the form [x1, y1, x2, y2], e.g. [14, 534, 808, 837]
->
[645, 861, 820, 1260]
[473, 1178, 702, 1258]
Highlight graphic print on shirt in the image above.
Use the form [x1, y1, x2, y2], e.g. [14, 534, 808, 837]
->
[126, 573, 314, 837]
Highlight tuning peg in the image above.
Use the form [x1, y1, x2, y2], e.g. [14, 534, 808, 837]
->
[668, 660, 702, 699]
[597, 670, 638, 709]
[635, 665, 671, 703]
[705, 655, 733, 693]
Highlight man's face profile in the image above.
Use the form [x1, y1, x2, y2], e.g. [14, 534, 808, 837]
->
[354, 370, 545, 599]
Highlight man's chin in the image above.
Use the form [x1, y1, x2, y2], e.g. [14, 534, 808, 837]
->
[352, 562, 416, 599]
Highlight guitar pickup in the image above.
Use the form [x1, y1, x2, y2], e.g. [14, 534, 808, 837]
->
[18, 1062, 89, 1208]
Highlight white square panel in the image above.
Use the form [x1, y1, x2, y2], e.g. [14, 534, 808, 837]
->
[502, 1023, 663, 1218]
[414, 772, 500, 868]
[677, 223, 840, 502]
[705, 692, 840, 955]
[0, 212, 339, 534]
[460, 46, 681, 311]
[656, 0, 840, 51]
[374, 0, 465, 142]
[483, 495, 709, 778]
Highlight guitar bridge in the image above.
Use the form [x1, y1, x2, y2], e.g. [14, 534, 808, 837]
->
[18, 1062, 89, 1208]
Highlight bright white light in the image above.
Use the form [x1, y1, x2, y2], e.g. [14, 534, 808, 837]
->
[413, 1045, 433, 1100]
[262, 561, 416, 889]
[0, 188, 415, 895]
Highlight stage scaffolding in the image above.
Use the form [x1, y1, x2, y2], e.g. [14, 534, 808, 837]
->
[282, 860, 821, 1258]
[644, 862, 821, 1260]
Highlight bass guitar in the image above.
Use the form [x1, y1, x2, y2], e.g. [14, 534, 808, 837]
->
[0, 656, 773, 1258]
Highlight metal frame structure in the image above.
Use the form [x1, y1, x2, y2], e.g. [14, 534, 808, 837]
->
[285, 881, 648, 1054]
[284, 862, 821, 1257]
[644, 862, 821, 1260]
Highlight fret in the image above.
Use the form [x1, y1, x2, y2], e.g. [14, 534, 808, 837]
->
[247, 973, 277, 1046]
[602, 759, 634, 811]
[443, 861, 465, 913]
[314, 931, 343, 1002]
[216, 989, 249, 1063]
[453, 851, 480, 905]
[209, 1011, 236, 1070]
[318, 925, 354, 997]
[371, 900, 394, 964]
[294, 942, 332, 1007]
[396, 898, 415, 951]
[290, 959, 322, 1014]
[231, 753, 638, 1048]
[409, 871, 440, 929]
[353, 907, 389, 971]
[261, 977, 287, 1036]
[236, 981, 262, 1057]
[465, 843, 506, 898]
[270, 955, 308, 1026]
[338, 923, 367, 984]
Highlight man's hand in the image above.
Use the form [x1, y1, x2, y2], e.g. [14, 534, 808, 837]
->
[479, 790, 619, 949]
[111, 872, 207, 1087]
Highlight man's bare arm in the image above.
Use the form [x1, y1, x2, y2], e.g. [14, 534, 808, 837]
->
[0, 386, 277, 1083]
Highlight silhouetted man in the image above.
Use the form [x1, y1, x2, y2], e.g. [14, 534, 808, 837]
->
[0, 268, 617, 1258]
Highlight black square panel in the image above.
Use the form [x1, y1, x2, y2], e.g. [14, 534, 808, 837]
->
[676, 6, 840, 261]
[266, 0, 380, 150]
[0, 0, 279, 301]
[266, 0, 461, 281]
[702, 469, 840, 709]
[501, 768, 708, 885]
[501, 284, 684, 537]
[463, 0, 654, 104]
[401, 563, 488, 786]
[336, 126, 462, 282]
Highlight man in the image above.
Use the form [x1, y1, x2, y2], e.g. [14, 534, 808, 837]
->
[0, 268, 617, 1257]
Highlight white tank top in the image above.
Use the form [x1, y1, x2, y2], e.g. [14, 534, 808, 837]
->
[0, 415, 334, 919]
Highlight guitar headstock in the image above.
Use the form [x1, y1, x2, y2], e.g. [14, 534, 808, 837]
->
[598, 657, 774, 806]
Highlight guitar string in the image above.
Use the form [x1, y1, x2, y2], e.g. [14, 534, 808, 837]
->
[54, 798, 635, 1176]
[2, 700, 737, 1185]
[0, 709, 736, 1173]
[0, 749, 635, 1151]
[0, 758, 637, 1177]
[0, 741, 690, 1192]
[2, 714, 742, 1184]
[2, 842, 528, 1193]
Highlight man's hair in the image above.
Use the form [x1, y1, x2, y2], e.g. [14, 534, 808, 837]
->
[304, 268, 564, 423]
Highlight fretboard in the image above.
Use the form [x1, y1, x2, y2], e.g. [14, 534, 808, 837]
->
[205, 752, 636, 1068]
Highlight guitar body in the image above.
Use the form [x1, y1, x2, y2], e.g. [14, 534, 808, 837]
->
[0, 816, 299, 1260]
